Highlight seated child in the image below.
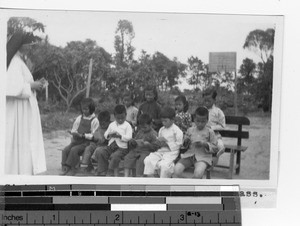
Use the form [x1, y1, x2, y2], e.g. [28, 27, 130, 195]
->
[93, 104, 133, 176]
[123, 91, 138, 129]
[173, 106, 218, 179]
[174, 94, 192, 134]
[137, 85, 162, 132]
[202, 89, 226, 152]
[61, 98, 99, 176]
[81, 110, 111, 172]
[143, 106, 183, 178]
[123, 113, 159, 177]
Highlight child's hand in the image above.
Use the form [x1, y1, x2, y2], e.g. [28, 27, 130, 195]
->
[72, 132, 82, 139]
[194, 141, 204, 148]
[194, 141, 209, 150]
[135, 139, 144, 147]
[128, 139, 137, 148]
[109, 132, 121, 139]
[182, 138, 191, 148]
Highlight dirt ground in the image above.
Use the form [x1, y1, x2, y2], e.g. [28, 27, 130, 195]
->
[41, 116, 271, 180]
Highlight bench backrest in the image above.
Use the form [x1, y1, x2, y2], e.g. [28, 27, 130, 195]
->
[218, 116, 250, 146]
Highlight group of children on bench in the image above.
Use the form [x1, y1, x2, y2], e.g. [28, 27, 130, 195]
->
[61, 86, 226, 178]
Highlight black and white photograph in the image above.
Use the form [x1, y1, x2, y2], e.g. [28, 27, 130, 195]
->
[0, 9, 283, 185]
[2, 0, 300, 225]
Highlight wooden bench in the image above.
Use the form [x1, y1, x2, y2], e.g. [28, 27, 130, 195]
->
[214, 115, 250, 179]
[181, 115, 250, 179]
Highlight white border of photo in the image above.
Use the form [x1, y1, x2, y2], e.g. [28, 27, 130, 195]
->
[0, 1, 293, 220]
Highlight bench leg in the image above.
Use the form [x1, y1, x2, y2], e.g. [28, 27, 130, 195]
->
[206, 169, 211, 179]
[229, 149, 235, 179]
[236, 152, 241, 174]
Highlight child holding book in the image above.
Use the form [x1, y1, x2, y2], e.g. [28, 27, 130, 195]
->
[143, 106, 183, 178]
[123, 113, 159, 177]
[93, 105, 133, 176]
[173, 106, 218, 179]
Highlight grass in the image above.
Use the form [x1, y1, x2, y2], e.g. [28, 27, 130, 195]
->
[41, 111, 78, 133]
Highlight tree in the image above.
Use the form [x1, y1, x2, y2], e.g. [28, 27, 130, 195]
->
[114, 20, 135, 67]
[187, 56, 210, 90]
[256, 56, 273, 112]
[7, 17, 45, 39]
[243, 28, 274, 64]
[237, 58, 257, 112]
[30, 39, 112, 112]
[151, 52, 185, 91]
[243, 28, 275, 112]
[237, 58, 257, 95]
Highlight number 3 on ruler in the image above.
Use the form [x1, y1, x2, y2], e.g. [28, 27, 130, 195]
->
[180, 214, 185, 221]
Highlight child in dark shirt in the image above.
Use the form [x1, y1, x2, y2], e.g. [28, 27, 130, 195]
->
[137, 85, 162, 132]
[81, 110, 111, 172]
[123, 113, 159, 177]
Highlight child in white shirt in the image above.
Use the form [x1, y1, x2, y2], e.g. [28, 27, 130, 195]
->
[93, 104, 133, 176]
[144, 106, 183, 178]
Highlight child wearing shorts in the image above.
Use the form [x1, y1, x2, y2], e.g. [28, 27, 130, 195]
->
[174, 106, 218, 179]
[202, 89, 226, 152]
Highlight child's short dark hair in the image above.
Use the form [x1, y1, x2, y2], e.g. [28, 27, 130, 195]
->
[138, 113, 152, 126]
[81, 98, 96, 114]
[175, 95, 189, 112]
[114, 104, 126, 115]
[160, 106, 176, 119]
[202, 88, 217, 100]
[144, 85, 158, 101]
[194, 106, 209, 119]
[98, 110, 111, 122]
[123, 91, 135, 106]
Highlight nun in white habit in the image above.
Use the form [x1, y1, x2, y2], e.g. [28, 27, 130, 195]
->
[5, 31, 47, 175]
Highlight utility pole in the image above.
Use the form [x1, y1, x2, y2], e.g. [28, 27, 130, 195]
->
[86, 59, 93, 98]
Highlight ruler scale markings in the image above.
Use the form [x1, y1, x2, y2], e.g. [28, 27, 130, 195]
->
[1, 185, 241, 225]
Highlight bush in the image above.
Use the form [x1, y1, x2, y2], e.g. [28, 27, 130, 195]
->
[41, 112, 78, 133]
[157, 91, 177, 107]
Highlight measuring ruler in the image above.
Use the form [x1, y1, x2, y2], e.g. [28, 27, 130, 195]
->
[0, 184, 241, 225]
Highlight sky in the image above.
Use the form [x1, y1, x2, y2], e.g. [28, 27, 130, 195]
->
[2, 9, 280, 89]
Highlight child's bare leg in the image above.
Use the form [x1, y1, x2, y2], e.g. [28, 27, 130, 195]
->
[193, 161, 207, 179]
[173, 162, 186, 178]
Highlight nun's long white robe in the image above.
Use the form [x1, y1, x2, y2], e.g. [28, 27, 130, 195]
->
[5, 52, 46, 175]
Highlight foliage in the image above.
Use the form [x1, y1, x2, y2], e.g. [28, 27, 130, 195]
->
[242, 28, 275, 112]
[40, 111, 78, 133]
[187, 56, 209, 90]
[31, 39, 112, 112]
[243, 28, 274, 64]
[8, 17, 275, 116]
[114, 19, 135, 67]
[7, 17, 45, 39]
